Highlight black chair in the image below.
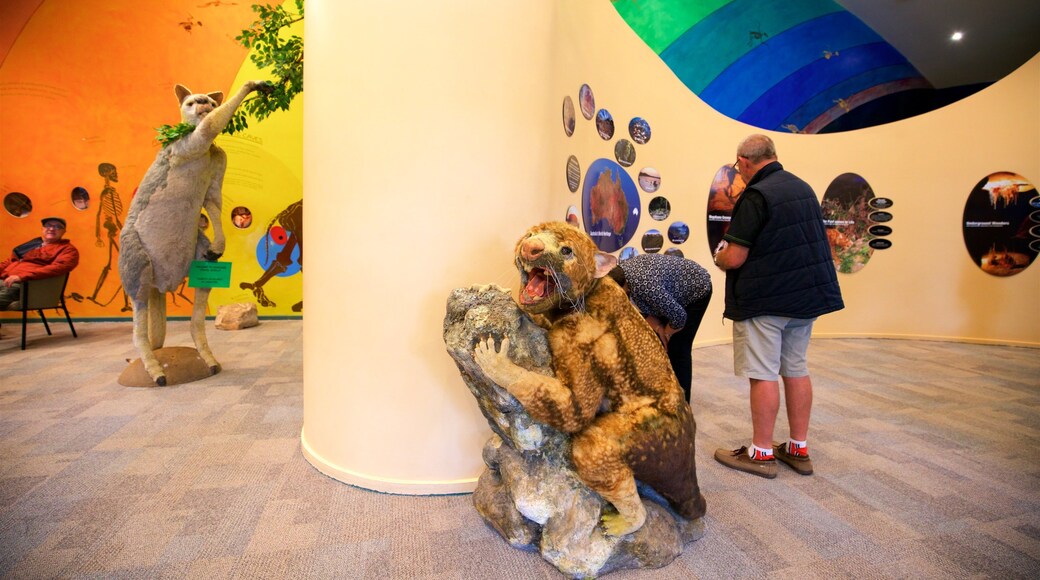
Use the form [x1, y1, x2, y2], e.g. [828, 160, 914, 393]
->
[3, 272, 78, 349]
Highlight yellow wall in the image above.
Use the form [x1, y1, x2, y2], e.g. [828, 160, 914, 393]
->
[304, 0, 1038, 495]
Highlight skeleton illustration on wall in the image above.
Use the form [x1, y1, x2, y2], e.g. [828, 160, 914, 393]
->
[84, 162, 131, 311]
[240, 199, 303, 312]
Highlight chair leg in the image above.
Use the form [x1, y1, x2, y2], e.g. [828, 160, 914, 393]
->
[21, 309, 28, 350]
[60, 300, 77, 338]
[39, 310, 52, 335]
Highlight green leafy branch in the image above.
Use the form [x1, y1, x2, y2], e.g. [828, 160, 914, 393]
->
[225, 0, 304, 135]
[156, 122, 197, 147]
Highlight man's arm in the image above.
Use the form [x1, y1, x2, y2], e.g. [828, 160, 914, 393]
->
[713, 240, 749, 270]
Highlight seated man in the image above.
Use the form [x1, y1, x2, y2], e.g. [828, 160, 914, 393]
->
[0, 217, 80, 309]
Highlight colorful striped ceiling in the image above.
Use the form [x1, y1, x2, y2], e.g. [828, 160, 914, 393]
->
[613, 0, 934, 134]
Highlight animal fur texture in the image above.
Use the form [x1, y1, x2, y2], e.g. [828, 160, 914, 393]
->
[119, 80, 269, 386]
[473, 222, 706, 536]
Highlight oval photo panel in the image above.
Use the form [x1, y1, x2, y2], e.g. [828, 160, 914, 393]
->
[641, 229, 664, 253]
[566, 155, 581, 192]
[629, 117, 651, 144]
[668, 221, 689, 244]
[869, 197, 894, 209]
[595, 109, 614, 140]
[962, 171, 1038, 277]
[649, 196, 670, 221]
[821, 173, 877, 274]
[638, 167, 661, 193]
[868, 224, 892, 237]
[868, 211, 893, 223]
[578, 84, 595, 120]
[869, 238, 893, 250]
[562, 96, 575, 137]
[614, 139, 635, 167]
[706, 164, 747, 255]
[565, 204, 580, 228]
[582, 158, 641, 252]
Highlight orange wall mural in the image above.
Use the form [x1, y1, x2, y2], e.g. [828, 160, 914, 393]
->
[0, 0, 303, 319]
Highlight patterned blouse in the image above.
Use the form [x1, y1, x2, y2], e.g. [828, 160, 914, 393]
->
[618, 253, 712, 329]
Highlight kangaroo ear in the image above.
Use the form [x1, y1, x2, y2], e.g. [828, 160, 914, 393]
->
[208, 91, 224, 106]
[175, 84, 192, 104]
[593, 252, 618, 279]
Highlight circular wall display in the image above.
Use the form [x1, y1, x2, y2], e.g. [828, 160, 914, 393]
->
[619, 247, 639, 261]
[641, 229, 664, 253]
[614, 139, 635, 167]
[668, 221, 689, 244]
[565, 204, 580, 228]
[581, 158, 641, 252]
[578, 84, 595, 120]
[649, 196, 670, 221]
[562, 96, 575, 137]
[231, 206, 253, 229]
[71, 187, 90, 211]
[629, 117, 651, 144]
[595, 109, 615, 140]
[638, 167, 661, 193]
[3, 191, 32, 218]
[706, 164, 746, 255]
[566, 155, 581, 192]
[821, 173, 881, 274]
[664, 247, 684, 258]
[962, 171, 1038, 277]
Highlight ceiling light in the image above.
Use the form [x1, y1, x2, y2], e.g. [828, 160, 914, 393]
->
[951, 31, 964, 41]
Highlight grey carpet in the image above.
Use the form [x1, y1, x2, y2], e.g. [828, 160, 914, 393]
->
[1, 321, 1038, 579]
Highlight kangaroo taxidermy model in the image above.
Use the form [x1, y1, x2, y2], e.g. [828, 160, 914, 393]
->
[119, 80, 270, 386]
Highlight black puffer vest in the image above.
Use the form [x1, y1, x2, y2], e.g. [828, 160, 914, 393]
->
[724, 162, 844, 321]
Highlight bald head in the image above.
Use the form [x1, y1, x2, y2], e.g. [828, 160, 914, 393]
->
[737, 134, 777, 164]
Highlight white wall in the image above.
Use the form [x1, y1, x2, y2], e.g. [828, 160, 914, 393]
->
[549, 1, 1040, 347]
[304, 0, 1039, 495]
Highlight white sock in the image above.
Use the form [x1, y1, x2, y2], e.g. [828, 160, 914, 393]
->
[748, 444, 774, 460]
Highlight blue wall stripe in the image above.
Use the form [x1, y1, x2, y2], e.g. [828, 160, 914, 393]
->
[738, 42, 912, 128]
[699, 11, 885, 117]
[660, 0, 843, 94]
[781, 64, 926, 130]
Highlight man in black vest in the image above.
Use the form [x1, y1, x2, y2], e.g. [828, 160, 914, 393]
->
[711, 134, 844, 479]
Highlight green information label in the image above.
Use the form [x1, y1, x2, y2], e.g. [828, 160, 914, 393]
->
[188, 261, 232, 288]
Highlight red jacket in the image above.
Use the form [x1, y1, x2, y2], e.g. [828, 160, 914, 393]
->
[0, 240, 80, 281]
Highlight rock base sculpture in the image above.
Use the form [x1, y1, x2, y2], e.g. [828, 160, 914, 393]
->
[118, 346, 220, 387]
[444, 285, 703, 578]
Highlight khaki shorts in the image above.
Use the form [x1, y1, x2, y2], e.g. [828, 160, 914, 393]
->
[733, 316, 815, 381]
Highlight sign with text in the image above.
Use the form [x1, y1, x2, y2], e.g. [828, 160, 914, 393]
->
[188, 261, 232, 288]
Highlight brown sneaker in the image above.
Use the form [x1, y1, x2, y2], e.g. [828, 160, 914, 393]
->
[714, 446, 777, 479]
[772, 442, 814, 475]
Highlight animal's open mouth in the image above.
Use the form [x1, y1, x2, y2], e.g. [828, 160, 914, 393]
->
[519, 267, 556, 306]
